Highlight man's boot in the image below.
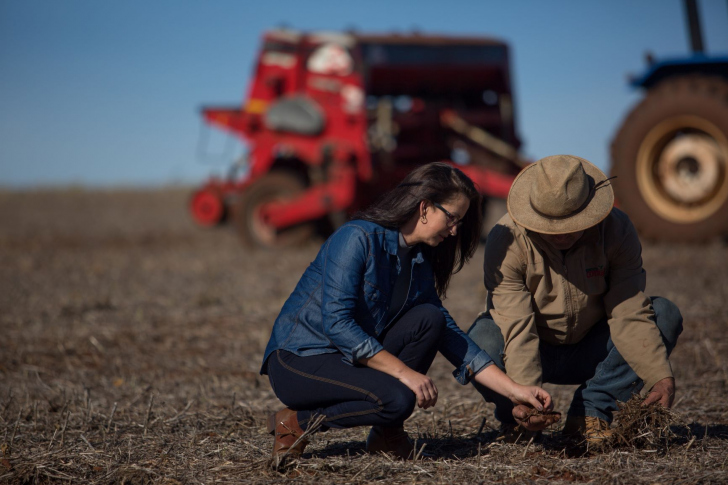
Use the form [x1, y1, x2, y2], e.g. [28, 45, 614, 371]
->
[562, 415, 613, 445]
[267, 408, 309, 463]
[365, 425, 416, 460]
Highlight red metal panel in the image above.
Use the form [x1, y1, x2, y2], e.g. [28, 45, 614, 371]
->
[455, 164, 516, 199]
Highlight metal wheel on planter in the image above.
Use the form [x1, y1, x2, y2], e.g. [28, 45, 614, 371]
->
[610, 75, 728, 242]
[190, 187, 227, 227]
[233, 171, 313, 248]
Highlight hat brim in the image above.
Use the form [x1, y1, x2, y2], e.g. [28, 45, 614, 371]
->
[507, 156, 614, 234]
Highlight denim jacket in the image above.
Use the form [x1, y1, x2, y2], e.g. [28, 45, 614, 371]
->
[261, 220, 492, 385]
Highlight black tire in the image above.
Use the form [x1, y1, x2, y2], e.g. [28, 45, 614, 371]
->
[233, 172, 314, 248]
[610, 75, 728, 242]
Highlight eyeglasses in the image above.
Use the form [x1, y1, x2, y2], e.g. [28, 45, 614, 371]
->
[432, 201, 463, 228]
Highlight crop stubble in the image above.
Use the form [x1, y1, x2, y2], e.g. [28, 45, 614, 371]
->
[0, 189, 727, 484]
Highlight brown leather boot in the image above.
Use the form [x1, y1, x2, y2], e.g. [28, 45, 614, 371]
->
[267, 408, 309, 462]
[365, 425, 416, 460]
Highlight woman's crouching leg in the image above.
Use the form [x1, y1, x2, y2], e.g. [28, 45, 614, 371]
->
[266, 350, 416, 430]
[381, 303, 445, 375]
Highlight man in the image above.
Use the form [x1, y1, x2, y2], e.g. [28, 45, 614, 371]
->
[467, 154, 683, 443]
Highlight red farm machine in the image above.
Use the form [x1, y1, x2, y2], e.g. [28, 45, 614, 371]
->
[190, 29, 526, 248]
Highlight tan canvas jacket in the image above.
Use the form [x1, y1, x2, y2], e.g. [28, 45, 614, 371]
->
[483, 208, 673, 391]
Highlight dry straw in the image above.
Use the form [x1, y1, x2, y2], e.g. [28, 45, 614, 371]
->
[2, 189, 728, 483]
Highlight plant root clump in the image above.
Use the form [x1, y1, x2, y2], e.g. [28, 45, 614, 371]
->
[604, 395, 689, 452]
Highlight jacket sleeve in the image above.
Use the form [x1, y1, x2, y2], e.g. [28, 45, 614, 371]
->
[603, 215, 673, 391]
[321, 226, 384, 364]
[422, 286, 493, 385]
[484, 224, 543, 386]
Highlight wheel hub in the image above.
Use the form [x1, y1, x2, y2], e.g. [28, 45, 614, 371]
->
[190, 188, 225, 226]
[636, 115, 728, 224]
[657, 134, 721, 204]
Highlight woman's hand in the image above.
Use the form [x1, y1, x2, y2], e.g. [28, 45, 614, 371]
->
[509, 384, 560, 431]
[512, 403, 561, 431]
[359, 350, 438, 409]
[398, 368, 438, 409]
[473, 365, 559, 430]
[508, 383, 553, 413]
[474, 365, 553, 411]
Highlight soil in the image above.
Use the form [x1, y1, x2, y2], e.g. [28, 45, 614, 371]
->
[1, 188, 727, 484]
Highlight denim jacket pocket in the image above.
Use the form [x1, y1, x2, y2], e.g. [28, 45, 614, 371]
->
[364, 283, 382, 302]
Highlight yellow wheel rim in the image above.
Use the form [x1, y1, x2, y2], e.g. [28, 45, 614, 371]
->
[636, 115, 728, 224]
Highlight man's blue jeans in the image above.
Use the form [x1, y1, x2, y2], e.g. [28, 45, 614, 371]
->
[466, 297, 683, 424]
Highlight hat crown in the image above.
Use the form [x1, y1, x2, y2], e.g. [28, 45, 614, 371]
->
[529, 156, 590, 218]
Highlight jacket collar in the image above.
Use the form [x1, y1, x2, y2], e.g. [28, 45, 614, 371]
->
[383, 226, 424, 264]
[383, 226, 400, 256]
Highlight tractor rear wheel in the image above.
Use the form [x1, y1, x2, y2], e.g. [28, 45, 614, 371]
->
[610, 75, 728, 242]
[233, 171, 314, 248]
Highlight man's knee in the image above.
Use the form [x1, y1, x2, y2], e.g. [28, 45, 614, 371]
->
[466, 314, 505, 369]
[651, 296, 683, 349]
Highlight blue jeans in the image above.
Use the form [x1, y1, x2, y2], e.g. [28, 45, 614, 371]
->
[265, 304, 445, 431]
[466, 297, 683, 424]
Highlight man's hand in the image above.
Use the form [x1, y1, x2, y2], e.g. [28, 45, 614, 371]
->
[512, 404, 561, 431]
[643, 377, 675, 408]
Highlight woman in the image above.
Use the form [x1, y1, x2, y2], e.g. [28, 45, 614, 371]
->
[261, 162, 553, 463]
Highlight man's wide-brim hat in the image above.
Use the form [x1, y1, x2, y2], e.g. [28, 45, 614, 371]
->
[507, 154, 615, 234]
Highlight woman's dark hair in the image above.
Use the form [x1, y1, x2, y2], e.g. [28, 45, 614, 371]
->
[354, 162, 482, 298]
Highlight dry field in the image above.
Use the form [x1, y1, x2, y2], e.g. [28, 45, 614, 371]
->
[1, 188, 727, 484]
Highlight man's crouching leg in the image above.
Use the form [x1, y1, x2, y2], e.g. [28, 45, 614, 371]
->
[565, 296, 683, 442]
[651, 296, 683, 355]
[467, 314, 541, 442]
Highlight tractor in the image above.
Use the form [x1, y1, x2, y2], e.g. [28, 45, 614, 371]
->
[190, 29, 527, 247]
[610, 0, 728, 241]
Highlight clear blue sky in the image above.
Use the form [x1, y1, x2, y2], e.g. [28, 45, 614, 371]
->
[1, 0, 727, 187]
